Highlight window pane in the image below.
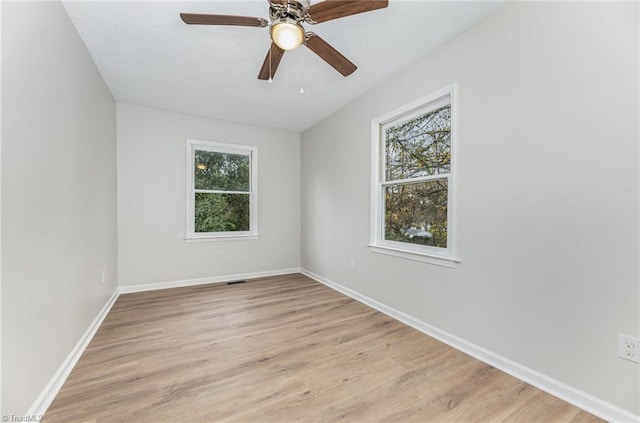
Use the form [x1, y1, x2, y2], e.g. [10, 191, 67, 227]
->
[385, 105, 451, 181]
[384, 179, 448, 248]
[194, 150, 250, 191]
[194, 193, 250, 233]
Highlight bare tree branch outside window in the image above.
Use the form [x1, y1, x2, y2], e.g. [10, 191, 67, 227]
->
[383, 105, 451, 248]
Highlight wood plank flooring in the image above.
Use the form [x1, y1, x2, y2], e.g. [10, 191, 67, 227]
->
[44, 274, 603, 422]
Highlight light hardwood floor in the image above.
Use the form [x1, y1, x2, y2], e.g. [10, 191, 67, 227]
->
[44, 274, 603, 422]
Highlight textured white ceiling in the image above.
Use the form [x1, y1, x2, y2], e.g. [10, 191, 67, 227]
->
[63, 0, 503, 132]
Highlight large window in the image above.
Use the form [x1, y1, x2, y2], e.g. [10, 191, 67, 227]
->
[370, 86, 458, 266]
[186, 139, 258, 240]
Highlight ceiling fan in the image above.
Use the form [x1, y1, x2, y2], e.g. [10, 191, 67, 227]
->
[180, 0, 389, 81]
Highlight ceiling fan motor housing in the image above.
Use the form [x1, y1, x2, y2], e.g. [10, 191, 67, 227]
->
[269, 0, 309, 24]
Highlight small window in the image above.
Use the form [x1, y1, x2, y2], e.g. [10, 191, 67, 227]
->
[186, 139, 258, 240]
[370, 86, 458, 266]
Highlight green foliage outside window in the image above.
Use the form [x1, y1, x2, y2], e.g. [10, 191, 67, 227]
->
[193, 150, 251, 233]
[195, 193, 249, 233]
[194, 150, 249, 191]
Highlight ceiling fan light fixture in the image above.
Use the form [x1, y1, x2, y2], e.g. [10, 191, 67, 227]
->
[271, 19, 304, 51]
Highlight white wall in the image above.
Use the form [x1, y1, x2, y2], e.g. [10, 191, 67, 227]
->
[117, 104, 300, 287]
[301, 1, 639, 416]
[1, 1, 118, 415]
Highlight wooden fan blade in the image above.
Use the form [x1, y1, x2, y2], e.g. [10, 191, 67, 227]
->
[258, 43, 286, 80]
[180, 13, 268, 27]
[307, 0, 388, 24]
[305, 33, 357, 76]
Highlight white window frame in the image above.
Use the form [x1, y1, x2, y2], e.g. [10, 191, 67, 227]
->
[369, 84, 460, 268]
[186, 139, 258, 241]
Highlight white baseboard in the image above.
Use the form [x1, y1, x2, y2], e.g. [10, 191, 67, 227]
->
[118, 267, 301, 294]
[301, 269, 639, 423]
[27, 287, 120, 418]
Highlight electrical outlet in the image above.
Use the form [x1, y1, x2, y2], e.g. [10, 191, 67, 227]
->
[101, 270, 106, 283]
[619, 334, 640, 363]
[349, 259, 355, 271]
[217, 251, 224, 260]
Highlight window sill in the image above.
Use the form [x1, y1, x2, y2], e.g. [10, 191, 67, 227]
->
[185, 234, 259, 243]
[368, 244, 460, 268]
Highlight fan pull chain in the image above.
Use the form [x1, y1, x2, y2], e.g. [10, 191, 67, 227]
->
[300, 48, 305, 95]
[268, 43, 273, 83]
